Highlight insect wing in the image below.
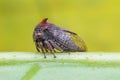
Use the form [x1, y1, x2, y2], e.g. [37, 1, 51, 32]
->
[65, 31, 87, 51]
[47, 26, 87, 51]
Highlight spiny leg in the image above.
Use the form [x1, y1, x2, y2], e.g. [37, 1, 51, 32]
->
[38, 42, 46, 58]
[48, 40, 63, 52]
[44, 40, 56, 58]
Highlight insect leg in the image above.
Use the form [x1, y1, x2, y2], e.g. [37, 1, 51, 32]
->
[48, 40, 63, 52]
[35, 43, 40, 52]
[44, 40, 56, 58]
[38, 42, 46, 58]
[43, 44, 49, 53]
[36, 46, 40, 52]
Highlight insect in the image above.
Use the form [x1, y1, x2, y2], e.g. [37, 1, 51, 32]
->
[33, 18, 87, 58]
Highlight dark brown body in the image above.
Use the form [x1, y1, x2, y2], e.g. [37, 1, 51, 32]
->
[33, 18, 87, 58]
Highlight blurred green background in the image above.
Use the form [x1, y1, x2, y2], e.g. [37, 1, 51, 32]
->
[0, 0, 120, 52]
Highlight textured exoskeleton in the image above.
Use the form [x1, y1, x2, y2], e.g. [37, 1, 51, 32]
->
[33, 18, 87, 58]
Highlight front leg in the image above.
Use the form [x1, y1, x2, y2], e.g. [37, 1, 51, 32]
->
[44, 40, 56, 58]
[36, 46, 40, 52]
[37, 42, 46, 58]
[35, 43, 40, 52]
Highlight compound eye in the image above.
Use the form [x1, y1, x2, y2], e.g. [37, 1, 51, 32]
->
[35, 28, 42, 33]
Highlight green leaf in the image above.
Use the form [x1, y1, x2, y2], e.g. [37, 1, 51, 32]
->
[0, 52, 120, 80]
